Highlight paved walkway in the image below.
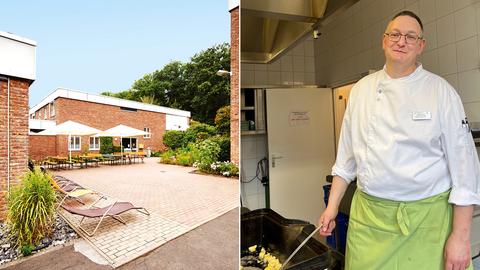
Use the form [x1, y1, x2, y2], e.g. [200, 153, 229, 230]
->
[1, 208, 239, 270]
[54, 158, 238, 267]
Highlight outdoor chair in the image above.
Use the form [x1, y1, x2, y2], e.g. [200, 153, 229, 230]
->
[49, 175, 106, 209]
[61, 201, 150, 236]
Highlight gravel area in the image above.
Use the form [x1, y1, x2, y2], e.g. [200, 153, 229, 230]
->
[0, 214, 78, 266]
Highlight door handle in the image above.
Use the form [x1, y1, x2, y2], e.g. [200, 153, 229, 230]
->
[272, 155, 283, 168]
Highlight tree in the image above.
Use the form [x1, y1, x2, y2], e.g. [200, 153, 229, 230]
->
[214, 105, 230, 135]
[101, 43, 230, 124]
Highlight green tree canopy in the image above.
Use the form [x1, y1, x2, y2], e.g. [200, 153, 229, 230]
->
[101, 43, 230, 124]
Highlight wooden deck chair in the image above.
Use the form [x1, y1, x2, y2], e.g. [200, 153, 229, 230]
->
[61, 201, 150, 236]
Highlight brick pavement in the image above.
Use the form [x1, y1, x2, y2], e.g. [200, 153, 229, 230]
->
[56, 157, 238, 267]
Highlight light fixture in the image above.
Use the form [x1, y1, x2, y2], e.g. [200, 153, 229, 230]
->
[216, 70, 231, 77]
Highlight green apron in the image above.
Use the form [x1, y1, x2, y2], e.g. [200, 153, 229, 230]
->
[345, 189, 474, 270]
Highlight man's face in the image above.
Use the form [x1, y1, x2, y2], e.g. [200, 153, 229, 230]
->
[382, 15, 425, 67]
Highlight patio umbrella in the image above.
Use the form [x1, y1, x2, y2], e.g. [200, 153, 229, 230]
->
[94, 124, 150, 156]
[38, 120, 102, 161]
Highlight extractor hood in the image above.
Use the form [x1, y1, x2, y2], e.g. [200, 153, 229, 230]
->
[241, 0, 359, 63]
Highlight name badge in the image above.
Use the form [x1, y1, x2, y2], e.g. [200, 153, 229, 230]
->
[412, 111, 431, 120]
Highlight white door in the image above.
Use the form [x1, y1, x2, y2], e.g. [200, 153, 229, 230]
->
[267, 88, 336, 225]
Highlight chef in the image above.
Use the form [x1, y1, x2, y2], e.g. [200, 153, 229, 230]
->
[318, 10, 480, 270]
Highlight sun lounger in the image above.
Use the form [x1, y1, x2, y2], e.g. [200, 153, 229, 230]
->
[49, 175, 105, 209]
[61, 201, 150, 236]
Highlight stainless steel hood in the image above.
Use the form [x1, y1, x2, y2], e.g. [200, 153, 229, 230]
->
[241, 0, 359, 63]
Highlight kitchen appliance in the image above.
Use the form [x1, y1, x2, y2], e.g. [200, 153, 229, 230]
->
[241, 208, 344, 269]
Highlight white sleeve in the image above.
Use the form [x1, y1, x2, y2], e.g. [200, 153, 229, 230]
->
[440, 85, 480, 206]
[331, 89, 357, 184]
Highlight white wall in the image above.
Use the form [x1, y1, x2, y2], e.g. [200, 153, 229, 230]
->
[241, 134, 268, 209]
[241, 36, 316, 87]
[315, 0, 480, 123]
[241, 37, 316, 211]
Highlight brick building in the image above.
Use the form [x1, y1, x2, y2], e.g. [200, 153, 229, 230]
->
[0, 31, 37, 220]
[229, 0, 239, 165]
[29, 88, 190, 161]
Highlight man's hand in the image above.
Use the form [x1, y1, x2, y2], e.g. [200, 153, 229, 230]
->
[318, 206, 338, 236]
[444, 231, 471, 270]
[444, 205, 473, 270]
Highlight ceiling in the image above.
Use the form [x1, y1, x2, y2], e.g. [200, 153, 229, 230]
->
[241, 0, 359, 63]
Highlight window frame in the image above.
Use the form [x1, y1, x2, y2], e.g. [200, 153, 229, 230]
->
[144, 127, 151, 138]
[69, 136, 81, 151]
[89, 136, 100, 150]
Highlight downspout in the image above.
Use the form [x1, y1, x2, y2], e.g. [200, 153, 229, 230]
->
[0, 76, 10, 192]
[7, 77, 10, 192]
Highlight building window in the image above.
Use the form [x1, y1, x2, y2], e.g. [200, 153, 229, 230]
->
[50, 102, 55, 116]
[44, 108, 47, 119]
[89, 137, 100, 150]
[144, 128, 151, 138]
[69, 136, 81, 151]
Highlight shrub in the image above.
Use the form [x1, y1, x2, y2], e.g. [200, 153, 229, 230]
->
[191, 139, 220, 172]
[210, 161, 239, 177]
[210, 136, 230, 162]
[176, 149, 193, 166]
[100, 137, 114, 154]
[214, 105, 230, 135]
[151, 151, 162, 157]
[159, 150, 176, 164]
[183, 123, 216, 145]
[7, 169, 56, 249]
[163, 130, 185, 150]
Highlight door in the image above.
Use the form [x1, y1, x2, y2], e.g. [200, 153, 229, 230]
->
[267, 88, 336, 225]
[122, 137, 137, 152]
[333, 84, 354, 150]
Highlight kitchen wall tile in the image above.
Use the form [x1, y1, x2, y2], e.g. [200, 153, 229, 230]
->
[243, 63, 255, 71]
[268, 59, 282, 72]
[305, 57, 315, 72]
[241, 138, 257, 160]
[293, 41, 305, 56]
[464, 102, 480, 122]
[243, 194, 260, 210]
[241, 180, 259, 198]
[421, 49, 440, 74]
[391, 0, 406, 13]
[405, 0, 418, 6]
[423, 21, 438, 51]
[254, 70, 268, 85]
[454, 0, 479, 11]
[254, 64, 267, 71]
[419, 0, 437, 23]
[305, 40, 315, 57]
[454, 6, 477, 41]
[268, 71, 281, 85]
[293, 56, 305, 72]
[242, 69, 255, 86]
[458, 69, 480, 102]
[294, 72, 305, 85]
[406, 1, 420, 16]
[443, 73, 459, 89]
[436, 0, 454, 17]
[281, 71, 294, 85]
[456, 36, 479, 72]
[436, 14, 455, 46]
[242, 158, 261, 179]
[281, 55, 293, 71]
[437, 43, 458, 75]
[305, 72, 316, 85]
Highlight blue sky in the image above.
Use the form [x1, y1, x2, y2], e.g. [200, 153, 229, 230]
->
[1, 1, 230, 107]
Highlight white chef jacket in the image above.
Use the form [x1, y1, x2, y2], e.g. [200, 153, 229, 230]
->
[332, 64, 480, 205]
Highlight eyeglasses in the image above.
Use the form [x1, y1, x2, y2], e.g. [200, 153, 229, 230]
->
[384, 32, 423, 44]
